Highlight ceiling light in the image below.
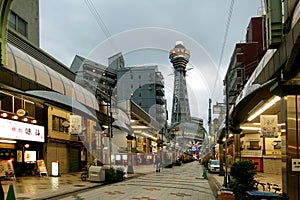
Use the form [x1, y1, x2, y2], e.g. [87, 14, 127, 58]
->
[247, 96, 280, 121]
[240, 126, 261, 131]
[0, 140, 16, 144]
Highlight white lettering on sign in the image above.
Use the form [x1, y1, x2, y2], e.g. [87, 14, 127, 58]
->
[0, 118, 44, 142]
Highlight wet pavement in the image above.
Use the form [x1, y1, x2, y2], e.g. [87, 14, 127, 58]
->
[0, 162, 214, 200]
[0, 162, 282, 200]
[51, 161, 215, 200]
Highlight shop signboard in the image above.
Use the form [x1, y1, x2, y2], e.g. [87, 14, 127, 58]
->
[0, 160, 15, 178]
[70, 115, 82, 134]
[292, 159, 300, 172]
[260, 115, 278, 138]
[52, 162, 59, 176]
[0, 118, 44, 142]
[24, 150, 36, 162]
[37, 159, 47, 176]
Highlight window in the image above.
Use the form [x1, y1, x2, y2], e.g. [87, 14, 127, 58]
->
[247, 141, 261, 150]
[24, 100, 35, 117]
[8, 11, 28, 38]
[52, 115, 66, 132]
[0, 93, 13, 112]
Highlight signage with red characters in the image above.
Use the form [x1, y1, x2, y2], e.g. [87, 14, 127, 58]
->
[0, 118, 44, 142]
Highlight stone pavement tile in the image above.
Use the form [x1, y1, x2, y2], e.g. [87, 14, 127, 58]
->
[57, 161, 215, 200]
[0, 162, 217, 200]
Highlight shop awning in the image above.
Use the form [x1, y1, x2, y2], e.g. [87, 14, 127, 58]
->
[112, 120, 131, 133]
[25, 90, 97, 120]
[231, 78, 276, 126]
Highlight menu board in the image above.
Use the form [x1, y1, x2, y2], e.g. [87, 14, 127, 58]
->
[37, 159, 47, 176]
[0, 160, 15, 178]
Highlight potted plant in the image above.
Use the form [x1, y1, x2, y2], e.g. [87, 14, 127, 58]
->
[229, 160, 256, 200]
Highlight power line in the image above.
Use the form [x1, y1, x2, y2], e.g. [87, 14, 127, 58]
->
[84, 0, 118, 52]
[211, 0, 235, 98]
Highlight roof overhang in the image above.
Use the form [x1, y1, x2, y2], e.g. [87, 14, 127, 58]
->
[25, 90, 97, 120]
[231, 79, 276, 126]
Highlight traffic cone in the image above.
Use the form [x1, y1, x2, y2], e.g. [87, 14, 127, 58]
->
[223, 175, 227, 188]
[0, 180, 4, 200]
[6, 183, 15, 200]
[202, 169, 208, 179]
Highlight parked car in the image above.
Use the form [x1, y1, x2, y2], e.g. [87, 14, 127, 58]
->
[208, 159, 220, 173]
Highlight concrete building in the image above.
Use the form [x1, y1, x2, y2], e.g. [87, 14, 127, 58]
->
[8, 0, 39, 46]
[117, 65, 166, 128]
[216, 1, 300, 199]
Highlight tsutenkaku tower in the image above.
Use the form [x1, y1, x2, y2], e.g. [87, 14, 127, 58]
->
[169, 41, 191, 124]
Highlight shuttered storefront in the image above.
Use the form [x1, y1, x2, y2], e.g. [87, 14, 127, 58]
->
[69, 146, 80, 172]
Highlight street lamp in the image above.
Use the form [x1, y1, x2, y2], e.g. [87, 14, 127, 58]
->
[126, 134, 134, 174]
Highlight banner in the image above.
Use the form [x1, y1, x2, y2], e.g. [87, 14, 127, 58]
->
[260, 115, 278, 138]
[70, 115, 82, 134]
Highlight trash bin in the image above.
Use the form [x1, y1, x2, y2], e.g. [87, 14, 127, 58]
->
[89, 166, 105, 182]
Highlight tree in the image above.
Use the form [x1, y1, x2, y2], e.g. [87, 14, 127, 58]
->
[229, 160, 256, 200]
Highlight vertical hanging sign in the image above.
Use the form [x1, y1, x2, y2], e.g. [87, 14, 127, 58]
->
[70, 115, 82, 134]
[260, 115, 278, 138]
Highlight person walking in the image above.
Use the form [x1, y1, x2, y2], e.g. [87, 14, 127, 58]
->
[155, 156, 161, 172]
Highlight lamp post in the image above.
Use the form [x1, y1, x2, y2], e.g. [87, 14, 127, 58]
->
[126, 135, 134, 173]
[224, 72, 230, 188]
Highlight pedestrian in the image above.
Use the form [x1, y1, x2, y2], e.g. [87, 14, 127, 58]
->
[155, 156, 161, 172]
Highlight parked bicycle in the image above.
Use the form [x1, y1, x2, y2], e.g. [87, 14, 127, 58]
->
[253, 180, 266, 191]
[241, 180, 285, 200]
[266, 182, 281, 193]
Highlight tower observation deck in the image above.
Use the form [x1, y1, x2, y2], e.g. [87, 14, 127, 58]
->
[169, 41, 191, 124]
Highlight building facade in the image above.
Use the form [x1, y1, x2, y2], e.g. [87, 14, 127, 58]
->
[216, 1, 300, 199]
[117, 65, 166, 127]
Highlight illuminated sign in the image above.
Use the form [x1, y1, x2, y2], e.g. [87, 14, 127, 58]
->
[24, 150, 36, 162]
[0, 118, 44, 142]
[16, 109, 27, 117]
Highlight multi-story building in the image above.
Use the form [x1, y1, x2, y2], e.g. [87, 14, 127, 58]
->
[218, 1, 300, 198]
[226, 17, 266, 106]
[117, 65, 166, 128]
[0, 0, 101, 176]
[8, 0, 39, 46]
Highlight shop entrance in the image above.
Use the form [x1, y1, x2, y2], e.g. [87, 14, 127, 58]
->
[15, 141, 43, 176]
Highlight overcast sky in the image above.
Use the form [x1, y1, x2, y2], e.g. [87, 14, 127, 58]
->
[39, 1, 263, 126]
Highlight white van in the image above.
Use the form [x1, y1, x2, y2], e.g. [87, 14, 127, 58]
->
[208, 159, 220, 173]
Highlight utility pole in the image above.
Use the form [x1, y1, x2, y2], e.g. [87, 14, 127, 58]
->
[224, 73, 229, 188]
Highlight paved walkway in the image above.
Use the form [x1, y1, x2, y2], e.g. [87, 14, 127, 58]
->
[56, 161, 215, 200]
[0, 162, 214, 200]
[0, 162, 282, 200]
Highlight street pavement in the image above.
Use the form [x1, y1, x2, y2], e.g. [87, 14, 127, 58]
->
[0, 161, 282, 200]
[0, 161, 215, 200]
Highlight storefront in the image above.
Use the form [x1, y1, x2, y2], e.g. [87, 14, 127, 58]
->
[0, 115, 45, 177]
